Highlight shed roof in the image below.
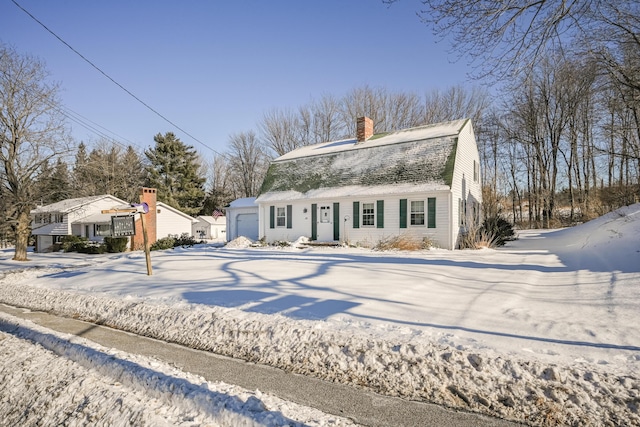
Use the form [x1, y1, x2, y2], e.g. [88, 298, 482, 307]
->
[257, 119, 466, 201]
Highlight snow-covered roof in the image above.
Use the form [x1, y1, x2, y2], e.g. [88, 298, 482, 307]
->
[195, 215, 227, 225]
[228, 197, 257, 208]
[31, 195, 126, 214]
[257, 119, 467, 201]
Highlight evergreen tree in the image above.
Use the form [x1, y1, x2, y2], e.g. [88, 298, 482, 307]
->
[116, 145, 147, 203]
[72, 142, 97, 197]
[145, 132, 206, 215]
[49, 158, 72, 202]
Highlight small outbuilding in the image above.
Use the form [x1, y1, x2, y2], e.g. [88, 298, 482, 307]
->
[192, 215, 227, 240]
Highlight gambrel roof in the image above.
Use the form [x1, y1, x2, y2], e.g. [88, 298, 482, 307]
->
[257, 119, 468, 202]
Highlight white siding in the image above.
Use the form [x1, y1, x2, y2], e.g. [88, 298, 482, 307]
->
[450, 120, 482, 248]
[261, 201, 312, 242]
[260, 193, 453, 248]
[156, 207, 194, 238]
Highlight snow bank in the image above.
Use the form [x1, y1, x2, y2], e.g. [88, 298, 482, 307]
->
[225, 236, 254, 249]
[0, 274, 637, 426]
[0, 312, 353, 427]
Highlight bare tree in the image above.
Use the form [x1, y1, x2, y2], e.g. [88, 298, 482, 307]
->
[340, 85, 424, 135]
[227, 131, 268, 198]
[260, 108, 302, 156]
[424, 85, 489, 126]
[0, 44, 72, 261]
[388, 0, 638, 82]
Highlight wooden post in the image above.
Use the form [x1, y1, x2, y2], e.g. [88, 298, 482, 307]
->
[102, 206, 152, 275]
[139, 211, 153, 276]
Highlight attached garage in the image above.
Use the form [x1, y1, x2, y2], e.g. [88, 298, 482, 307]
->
[226, 198, 259, 242]
[236, 213, 258, 241]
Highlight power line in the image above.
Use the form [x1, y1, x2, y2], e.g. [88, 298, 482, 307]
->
[11, 0, 221, 156]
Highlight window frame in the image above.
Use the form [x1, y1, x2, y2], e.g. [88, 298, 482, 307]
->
[409, 200, 425, 226]
[94, 223, 112, 237]
[361, 202, 375, 227]
[276, 206, 286, 228]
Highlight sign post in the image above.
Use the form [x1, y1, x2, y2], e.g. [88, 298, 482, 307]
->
[102, 203, 152, 275]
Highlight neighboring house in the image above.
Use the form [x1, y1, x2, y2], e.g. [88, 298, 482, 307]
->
[30, 194, 128, 252]
[192, 215, 227, 240]
[255, 117, 482, 249]
[156, 201, 197, 239]
[225, 197, 259, 241]
[30, 188, 197, 252]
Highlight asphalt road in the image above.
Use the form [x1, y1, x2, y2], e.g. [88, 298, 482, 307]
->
[0, 304, 524, 427]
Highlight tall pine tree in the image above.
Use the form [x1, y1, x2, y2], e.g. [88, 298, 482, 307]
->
[145, 132, 205, 215]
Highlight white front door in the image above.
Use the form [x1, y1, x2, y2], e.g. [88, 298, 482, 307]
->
[317, 205, 333, 241]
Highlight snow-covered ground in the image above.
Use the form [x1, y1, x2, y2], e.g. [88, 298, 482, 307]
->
[1, 204, 639, 426]
[0, 312, 353, 426]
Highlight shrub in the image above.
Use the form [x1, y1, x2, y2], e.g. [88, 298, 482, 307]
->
[479, 215, 516, 247]
[174, 233, 200, 248]
[60, 235, 88, 252]
[104, 236, 129, 253]
[460, 215, 516, 249]
[375, 234, 433, 251]
[151, 236, 176, 251]
[77, 243, 107, 254]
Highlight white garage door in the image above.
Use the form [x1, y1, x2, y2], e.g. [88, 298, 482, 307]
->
[236, 213, 258, 241]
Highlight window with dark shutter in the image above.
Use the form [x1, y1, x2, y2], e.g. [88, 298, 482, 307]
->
[353, 201, 360, 228]
[269, 206, 275, 229]
[428, 198, 436, 228]
[399, 199, 407, 229]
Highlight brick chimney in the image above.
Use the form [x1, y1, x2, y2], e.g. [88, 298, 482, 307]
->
[356, 116, 374, 143]
[131, 187, 157, 251]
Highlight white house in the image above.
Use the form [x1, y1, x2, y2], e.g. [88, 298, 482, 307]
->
[192, 215, 226, 240]
[255, 117, 482, 250]
[31, 194, 128, 252]
[225, 197, 259, 241]
[30, 188, 197, 252]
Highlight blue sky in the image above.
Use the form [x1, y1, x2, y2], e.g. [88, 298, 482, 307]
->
[2, 1, 472, 157]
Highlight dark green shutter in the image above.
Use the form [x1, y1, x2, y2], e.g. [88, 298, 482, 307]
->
[311, 204, 317, 240]
[428, 198, 436, 228]
[269, 206, 275, 229]
[376, 200, 384, 228]
[353, 201, 359, 228]
[399, 199, 407, 229]
[286, 205, 292, 229]
[333, 202, 340, 241]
